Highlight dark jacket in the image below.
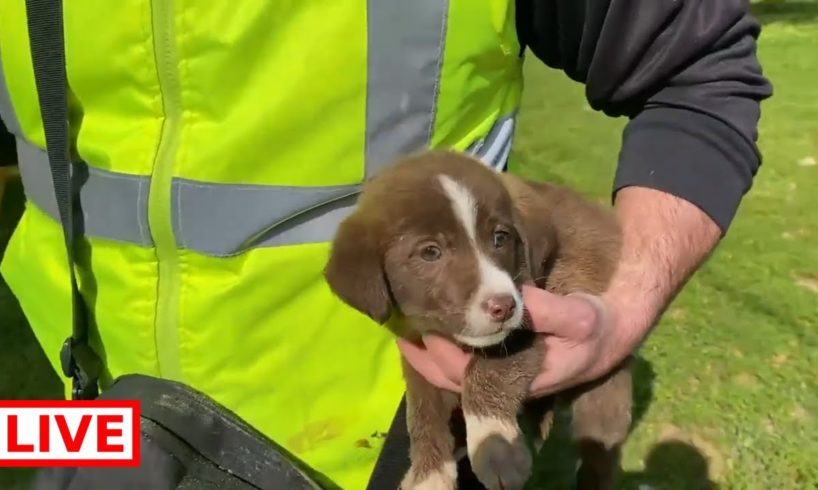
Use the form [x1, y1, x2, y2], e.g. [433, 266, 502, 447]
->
[518, 0, 773, 233]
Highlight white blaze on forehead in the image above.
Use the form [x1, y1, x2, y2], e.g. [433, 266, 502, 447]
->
[438, 174, 478, 241]
[437, 174, 523, 346]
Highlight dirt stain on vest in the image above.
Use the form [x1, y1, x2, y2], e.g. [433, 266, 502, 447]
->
[287, 418, 346, 453]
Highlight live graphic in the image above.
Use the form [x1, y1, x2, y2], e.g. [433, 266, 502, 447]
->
[0, 400, 139, 467]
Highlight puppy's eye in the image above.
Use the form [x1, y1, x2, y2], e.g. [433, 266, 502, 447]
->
[420, 245, 442, 262]
[493, 229, 510, 248]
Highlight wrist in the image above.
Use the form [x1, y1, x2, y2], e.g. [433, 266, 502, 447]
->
[600, 185, 721, 355]
[602, 286, 657, 357]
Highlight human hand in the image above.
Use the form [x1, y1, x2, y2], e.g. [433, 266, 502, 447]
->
[395, 285, 632, 397]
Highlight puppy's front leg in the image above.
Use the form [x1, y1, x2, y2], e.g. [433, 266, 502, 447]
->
[400, 357, 461, 490]
[461, 340, 543, 490]
[567, 356, 634, 490]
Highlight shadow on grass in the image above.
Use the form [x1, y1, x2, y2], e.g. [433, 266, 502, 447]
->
[522, 357, 719, 489]
[618, 440, 720, 490]
[751, 1, 818, 25]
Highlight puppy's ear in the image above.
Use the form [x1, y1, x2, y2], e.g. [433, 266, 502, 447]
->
[324, 212, 392, 324]
[511, 207, 536, 283]
[514, 205, 557, 282]
[501, 173, 556, 283]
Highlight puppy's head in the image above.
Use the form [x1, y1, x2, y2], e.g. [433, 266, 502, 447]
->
[324, 151, 533, 348]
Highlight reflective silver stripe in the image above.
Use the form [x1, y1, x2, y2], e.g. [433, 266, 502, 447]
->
[466, 112, 517, 172]
[15, 112, 516, 254]
[364, 0, 449, 177]
[0, 49, 22, 136]
[15, 138, 153, 246]
[172, 179, 360, 255]
[171, 112, 516, 255]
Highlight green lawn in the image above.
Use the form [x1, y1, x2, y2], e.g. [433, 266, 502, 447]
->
[1, 3, 817, 489]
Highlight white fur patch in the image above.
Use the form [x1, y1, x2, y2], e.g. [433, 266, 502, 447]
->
[464, 414, 532, 490]
[438, 174, 479, 241]
[405, 460, 457, 490]
[437, 174, 524, 346]
[464, 414, 520, 454]
[453, 330, 510, 348]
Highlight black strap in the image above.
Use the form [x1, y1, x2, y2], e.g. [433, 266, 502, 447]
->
[25, 0, 101, 400]
[366, 396, 411, 489]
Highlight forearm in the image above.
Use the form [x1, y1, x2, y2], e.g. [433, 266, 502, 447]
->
[519, 0, 772, 279]
[602, 186, 720, 353]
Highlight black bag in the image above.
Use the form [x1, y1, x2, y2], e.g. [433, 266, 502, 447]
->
[32, 374, 326, 490]
[23, 0, 413, 488]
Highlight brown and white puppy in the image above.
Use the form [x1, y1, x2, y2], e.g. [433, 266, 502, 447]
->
[324, 150, 632, 490]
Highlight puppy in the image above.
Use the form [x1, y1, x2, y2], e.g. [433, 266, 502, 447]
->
[324, 150, 632, 490]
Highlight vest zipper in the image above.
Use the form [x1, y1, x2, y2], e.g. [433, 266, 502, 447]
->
[148, 0, 183, 380]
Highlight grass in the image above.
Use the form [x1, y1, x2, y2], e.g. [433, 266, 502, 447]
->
[1, 3, 817, 489]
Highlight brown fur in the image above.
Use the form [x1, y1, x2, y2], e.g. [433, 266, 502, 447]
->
[324, 150, 632, 490]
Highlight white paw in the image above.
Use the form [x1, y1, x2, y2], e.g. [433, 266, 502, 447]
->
[400, 460, 457, 490]
[465, 415, 532, 490]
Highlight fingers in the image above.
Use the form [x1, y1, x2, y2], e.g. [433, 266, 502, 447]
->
[395, 337, 462, 392]
[529, 374, 570, 398]
[526, 344, 579, 398]
[526, 334, 564, 397]
[526, 322, 612, 398]
[422, 334, 471, 384]
[521, 285, 602, 339]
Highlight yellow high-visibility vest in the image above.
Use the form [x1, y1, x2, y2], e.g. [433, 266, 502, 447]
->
[0, 1, 523, 487]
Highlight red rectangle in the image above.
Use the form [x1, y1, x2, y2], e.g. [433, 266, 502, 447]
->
[0, 399, 140, 467]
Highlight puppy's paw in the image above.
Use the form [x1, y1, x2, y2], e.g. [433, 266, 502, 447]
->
[465, 415, 532, 490]
[400, 461, 457, 490]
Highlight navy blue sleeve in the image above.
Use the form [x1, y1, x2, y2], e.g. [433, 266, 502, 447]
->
[517, 0, 774, 233]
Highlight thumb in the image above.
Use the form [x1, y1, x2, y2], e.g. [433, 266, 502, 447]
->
[422, 334, 471, 385]
[521, 285, 602, 339]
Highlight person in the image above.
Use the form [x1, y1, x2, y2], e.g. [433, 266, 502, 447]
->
[0, 1, 771, 488]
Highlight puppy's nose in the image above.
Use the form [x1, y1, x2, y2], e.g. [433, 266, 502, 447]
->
[483, 294, 516, 322]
